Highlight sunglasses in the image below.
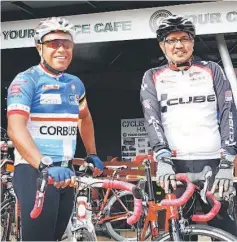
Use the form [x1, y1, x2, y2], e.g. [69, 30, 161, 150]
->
[41, 39, 74, 49]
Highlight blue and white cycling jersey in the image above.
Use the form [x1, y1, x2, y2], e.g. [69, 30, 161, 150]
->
[7, 64, 87, 165]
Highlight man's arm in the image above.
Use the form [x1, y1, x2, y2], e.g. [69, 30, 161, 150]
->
[78, 98, 97, 155]
[7, 72, 42, 168]
[211, 62, 237, 155]
[7, 114, 42, 168]
[140, 69, 170, 154]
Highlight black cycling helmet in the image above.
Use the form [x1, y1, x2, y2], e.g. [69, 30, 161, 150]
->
[156, 15, 195, 42]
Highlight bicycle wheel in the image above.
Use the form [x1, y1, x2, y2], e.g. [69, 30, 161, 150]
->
[1, 199, 15, 241]
[104, 190, 148, 241]
[154, 224, 237, 241]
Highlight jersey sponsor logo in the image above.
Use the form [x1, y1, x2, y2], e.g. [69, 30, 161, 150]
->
[141, 83, 148, 91]
[69, 94, 79, 105]
[10, 84, 21, 95]
[160, 78, 176, 84]
[225, 90, 233, 102]
[142, 99, 152, 110]
[190, 75, 207, 82]
[39, 126, 77, 136]
[225, 112, 236, 146]
[7, 103, 30, 112]
[40, 94, 62, 105]
[42, 84, 60, 91]
[71, 84, 76, 92]
[161, 94, 216, 113]
[148, 116, 165, 144]
[9, 79, 28, 95]
[189, 71, 201, 77]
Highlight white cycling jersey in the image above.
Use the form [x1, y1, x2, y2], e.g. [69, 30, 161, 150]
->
[141, 61, 237, 160]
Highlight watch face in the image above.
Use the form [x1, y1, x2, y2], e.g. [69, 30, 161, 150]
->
[41, 156, 53, 165]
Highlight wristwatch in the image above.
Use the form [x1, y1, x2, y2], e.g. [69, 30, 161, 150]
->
[38, 156, 53, 172]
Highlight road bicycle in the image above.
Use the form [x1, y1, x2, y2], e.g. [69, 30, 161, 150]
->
[1, 128, 21, 241]
[68, 159, 145, 241]
[30, 164, 143, 241]
[126, 155, 237, 242]
[1, 157, 21, 241]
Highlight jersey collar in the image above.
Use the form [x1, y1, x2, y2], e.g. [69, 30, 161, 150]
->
[38, 63, 63, 78]
[168, 58, 192, 71]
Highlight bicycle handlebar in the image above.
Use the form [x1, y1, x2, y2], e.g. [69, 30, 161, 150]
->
[192, 191, 221, 222]
[160, 173, 196, 207]
[102, 179, 142, 225]
[160, 172, 221, 222]
[30, 176, 142, 225]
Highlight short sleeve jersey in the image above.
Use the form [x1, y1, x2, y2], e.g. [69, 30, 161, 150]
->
[7, 64, 86, 165]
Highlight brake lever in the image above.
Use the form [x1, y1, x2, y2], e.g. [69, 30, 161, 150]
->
[227, 194, 235, 221]
[200, 170, 212, 204]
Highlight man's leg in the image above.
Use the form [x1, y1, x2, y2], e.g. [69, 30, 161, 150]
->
[13, 164, 60, 241]
[54, 184, 74, 240]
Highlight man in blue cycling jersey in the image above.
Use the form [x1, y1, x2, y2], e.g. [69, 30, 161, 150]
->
[7, 17, 104, 241]
[140, 15, 237, 235]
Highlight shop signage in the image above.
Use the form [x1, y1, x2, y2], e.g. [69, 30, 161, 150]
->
[1, 1, 237, 49]
[121, 118, 152, 161]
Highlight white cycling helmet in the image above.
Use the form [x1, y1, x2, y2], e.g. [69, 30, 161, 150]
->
[34, 17, 77, 44]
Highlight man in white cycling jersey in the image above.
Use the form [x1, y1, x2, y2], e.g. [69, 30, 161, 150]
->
[7, 17, 103, 241]
[140, 15, 237, 235]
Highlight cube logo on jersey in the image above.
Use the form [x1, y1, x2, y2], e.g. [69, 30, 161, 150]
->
[160, 93, 216, 113]
[69, 94, 79, 105]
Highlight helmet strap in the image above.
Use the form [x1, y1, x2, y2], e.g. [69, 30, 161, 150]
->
[168, 58, 192, 71]
[41, 60, 63, 75]
[163, 45, 192, 71]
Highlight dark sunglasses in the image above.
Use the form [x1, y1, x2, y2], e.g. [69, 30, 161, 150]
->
[41, 39, 73, 49]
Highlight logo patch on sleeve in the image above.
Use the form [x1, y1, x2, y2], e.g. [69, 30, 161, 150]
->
[225, 90, 232, 102]
[69, 94, 79, 105]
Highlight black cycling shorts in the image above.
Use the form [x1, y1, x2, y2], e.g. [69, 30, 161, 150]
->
[13, 164, 74, 241]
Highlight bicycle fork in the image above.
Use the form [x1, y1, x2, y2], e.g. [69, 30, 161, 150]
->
[166, 193, 182, 241]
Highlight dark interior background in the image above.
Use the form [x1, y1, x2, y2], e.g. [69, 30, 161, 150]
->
[1, 1, 237, 160]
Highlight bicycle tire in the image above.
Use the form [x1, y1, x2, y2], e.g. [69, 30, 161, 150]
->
[153, 224, 237, 241]
[104, 190, 147, 241]
[74, 228, 96, 241]
[1, 199, 15, 241]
